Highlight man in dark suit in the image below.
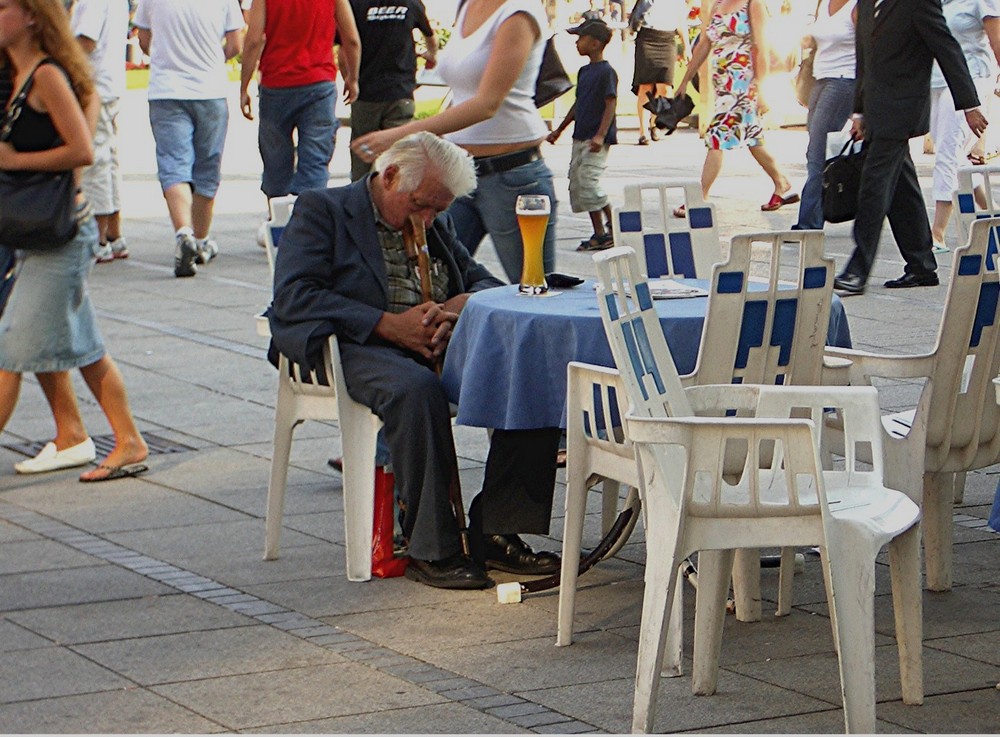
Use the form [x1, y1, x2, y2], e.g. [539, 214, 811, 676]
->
[268, 132, 562, 589]
[834, 0, 988, 296]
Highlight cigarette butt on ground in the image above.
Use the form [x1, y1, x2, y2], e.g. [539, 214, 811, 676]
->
[497, 582, 522, 604]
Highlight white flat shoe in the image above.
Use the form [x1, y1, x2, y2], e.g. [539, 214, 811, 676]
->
[14, 438, 97, 474]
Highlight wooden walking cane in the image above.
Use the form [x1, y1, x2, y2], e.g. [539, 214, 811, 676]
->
[403, 214, 472, 556]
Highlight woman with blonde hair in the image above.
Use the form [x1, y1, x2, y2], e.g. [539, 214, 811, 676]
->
[0, 0, 148, 482]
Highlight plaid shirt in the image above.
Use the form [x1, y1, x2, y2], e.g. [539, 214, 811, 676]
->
[373, 218, 450, 314]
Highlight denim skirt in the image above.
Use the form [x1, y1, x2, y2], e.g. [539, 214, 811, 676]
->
[0, 212, 106, 372]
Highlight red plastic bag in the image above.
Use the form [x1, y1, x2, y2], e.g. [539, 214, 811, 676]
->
[371, 467, 409, 578]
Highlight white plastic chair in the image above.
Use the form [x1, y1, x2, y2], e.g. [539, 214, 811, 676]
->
[558, 232, 836, 646]
[594, 246, 923, 734]
[825, 216, 1000, 591]
[263, 194, 297, 278]
[264, 335, 382, 582]
[256, 195, 298, 338]
[611, 180, 721, 278]
[953, 164, 1000, 244]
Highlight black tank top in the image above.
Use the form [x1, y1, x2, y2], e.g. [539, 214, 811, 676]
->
[3, 60, 63, 153]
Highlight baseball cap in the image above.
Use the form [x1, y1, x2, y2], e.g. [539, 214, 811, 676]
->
[568, 17, 613, 44]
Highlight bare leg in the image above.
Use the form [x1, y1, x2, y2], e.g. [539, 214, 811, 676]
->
[94, 214, 111, 245]
[636, 83, 653, 139]
[191, 193, 216, 241]
[589, 210, 608, 237]
[931, 200, 953, 245]
[76, 355, 148, 481]
[701, 149, 725, 199]
[36, 372, 90, 449]
[748, 144, 792, 196]
[0, 369, 22, 433]
[105, 211, 122, 242]
[163, 183, 193, 232]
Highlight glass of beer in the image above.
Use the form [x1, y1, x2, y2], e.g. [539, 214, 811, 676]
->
[516, 194, 550, 295]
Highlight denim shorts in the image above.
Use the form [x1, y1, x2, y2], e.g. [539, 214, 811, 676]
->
[446, 156, 558, 283]
[258, 81, 338, 197]
[148, 98, 229, 197]
[0, 213, 105, 372]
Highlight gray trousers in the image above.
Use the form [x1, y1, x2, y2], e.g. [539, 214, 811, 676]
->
[340, 342, 558, 561]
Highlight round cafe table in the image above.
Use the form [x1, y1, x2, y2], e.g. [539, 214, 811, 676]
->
[441, 281, 852, 431]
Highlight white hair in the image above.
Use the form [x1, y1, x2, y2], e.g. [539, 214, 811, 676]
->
[374, 132, 477, 198]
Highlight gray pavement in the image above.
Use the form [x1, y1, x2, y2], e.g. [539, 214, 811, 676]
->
[1, 80, 999, 734]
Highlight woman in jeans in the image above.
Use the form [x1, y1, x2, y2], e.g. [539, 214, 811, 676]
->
[350, 0, 557, 284]
[793, 0, 857, 231]
[0, 0, 147, 482]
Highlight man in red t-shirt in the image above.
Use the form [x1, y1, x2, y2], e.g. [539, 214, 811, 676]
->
[240, 0, 360, 204]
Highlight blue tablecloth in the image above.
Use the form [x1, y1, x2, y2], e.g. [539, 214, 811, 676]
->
[442, 280, 852, 430]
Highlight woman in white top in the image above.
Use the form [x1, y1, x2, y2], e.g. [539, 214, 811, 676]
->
[793, 0, 857, 230]
[350, 0, 557, 283]
[928, 0, 1000, 252]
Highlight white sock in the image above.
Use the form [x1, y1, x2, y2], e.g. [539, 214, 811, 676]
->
[175, 226, 194, 238]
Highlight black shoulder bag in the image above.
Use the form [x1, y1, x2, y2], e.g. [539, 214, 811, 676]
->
[455, 0, 573, 109]
[0, 59, 79, 251]
[822, 139, 867, 223]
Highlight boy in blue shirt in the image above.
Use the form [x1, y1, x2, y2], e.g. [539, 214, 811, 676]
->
[547, 17, 618, 251]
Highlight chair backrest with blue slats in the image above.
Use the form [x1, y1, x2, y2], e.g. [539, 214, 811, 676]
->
[264, 195, 297, 278]
[612, 181, 722, 279]
[924, 217, 1000, 470]
[688, 230, 833, 389]
[954, 165, 1000, 261]
[594, 247, 693, 420]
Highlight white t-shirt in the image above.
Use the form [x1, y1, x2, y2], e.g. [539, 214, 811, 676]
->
[437, 0, 549, 146]
[71, 0, 130, 101]
[930, 0, 1000, 88]
[134, 0, 243, 100]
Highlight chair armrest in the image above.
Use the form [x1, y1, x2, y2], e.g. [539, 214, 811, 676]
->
[683, 383, 764, 414]
[823, 347, 936, 383]
[821, 355, 852, 386]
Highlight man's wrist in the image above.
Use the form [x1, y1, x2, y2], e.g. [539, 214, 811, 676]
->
[851, 113, 864, 121]
[964, 105, 982, 114]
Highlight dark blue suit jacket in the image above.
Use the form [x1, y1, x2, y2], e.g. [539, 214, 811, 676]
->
[854, 0, 979, 140]
[268, 178, 503, 368]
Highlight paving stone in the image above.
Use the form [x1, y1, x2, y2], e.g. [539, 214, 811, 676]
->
[460, 693, 527, 710]
[0, 647, 130, 703]
[486, 701, 551, 719]
[71, 625, 343, 685]
[0, 539, 103, 575]
[0, 565, 172, 611]
[437, 685, 503, 701]
[238, 700, 525, 734]
[6, 594, 255, 644]
[0, 688, 225, 733]
[0, 618, 52, 652]
[508, 710, 572, 728]
[150, 663, 446, 730]
[533, 719, 600, 733]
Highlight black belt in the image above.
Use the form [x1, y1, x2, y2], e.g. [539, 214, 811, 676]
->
[473, 146, 542, 176]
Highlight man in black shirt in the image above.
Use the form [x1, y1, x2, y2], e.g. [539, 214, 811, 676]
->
[349, 0, 437, 181]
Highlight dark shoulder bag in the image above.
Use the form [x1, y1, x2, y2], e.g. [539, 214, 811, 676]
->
[822, 139, 867, 223]
[0, 59, 79, 251]
[533, 36, 574, 108]
[455, 0, 573, 109]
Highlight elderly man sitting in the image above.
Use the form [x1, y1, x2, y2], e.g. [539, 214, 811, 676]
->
[268, 132, 561, 589]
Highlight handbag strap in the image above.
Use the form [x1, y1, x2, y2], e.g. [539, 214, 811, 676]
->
[1, 58, 50, 143]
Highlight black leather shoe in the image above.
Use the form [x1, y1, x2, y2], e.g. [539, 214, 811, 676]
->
[833, 272, 866, 296]
[884, 272, 939, 288]
[405, 553, 492, 590]
[484, 534, 561, 575]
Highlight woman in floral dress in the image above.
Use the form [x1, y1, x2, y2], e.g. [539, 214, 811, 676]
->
[673, 0, 797, 216]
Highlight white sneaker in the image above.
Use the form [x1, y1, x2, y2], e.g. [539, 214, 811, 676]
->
[15, 438, 97, 474]
[96, 237, 129, 264]
[174, 233, 198, 277]
[256, 220, 268, 249]
[195, 238, 219, 265]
